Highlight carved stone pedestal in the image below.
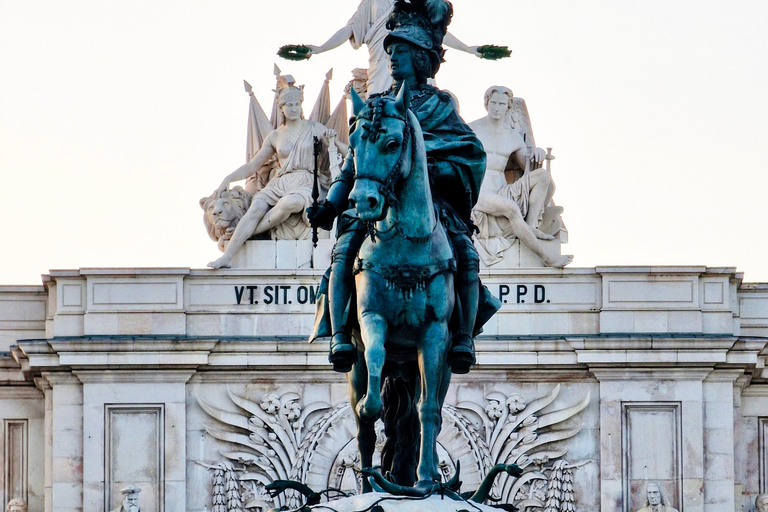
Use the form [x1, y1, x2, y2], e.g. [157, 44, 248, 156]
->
[228, 239, 334, 270]
[476, 226, 568, 269]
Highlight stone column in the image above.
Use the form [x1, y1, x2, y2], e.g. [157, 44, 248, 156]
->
[76, 370, 193, 512]
[0, 387, 45, 512]
[594, 369, 709, 512]
[42, 372, 84, 512]
[34, 377, 54, 512]
[702, 370, 741, 511]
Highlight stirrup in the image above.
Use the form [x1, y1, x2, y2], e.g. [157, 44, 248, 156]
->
[448, 332, 475, 375]
[329, 332, 356, 373]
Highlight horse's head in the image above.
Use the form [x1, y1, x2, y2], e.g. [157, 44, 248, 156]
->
[349, 84, 413, 222]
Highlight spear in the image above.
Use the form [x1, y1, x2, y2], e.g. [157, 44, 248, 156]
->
[312, 136, 322, 247]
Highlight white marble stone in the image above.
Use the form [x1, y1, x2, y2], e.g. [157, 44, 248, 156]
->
[306, 493, 518, 512]
[0, 286, 46, 352]
[228, 239, 332, 270]
[1, 266, 768, 512]
[468, 86, 572, 269]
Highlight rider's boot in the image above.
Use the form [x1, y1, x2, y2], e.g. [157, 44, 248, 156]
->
[328, 250, 358, 373]
[448, 239, 480, 375]
[329, 330, 356, 373]
[450, 331, 475, 374]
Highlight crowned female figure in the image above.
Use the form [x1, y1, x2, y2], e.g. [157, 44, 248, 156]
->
[208, 79, 347, 269]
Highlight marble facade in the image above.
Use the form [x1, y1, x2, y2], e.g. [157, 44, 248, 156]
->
[1, 240, 768, 511]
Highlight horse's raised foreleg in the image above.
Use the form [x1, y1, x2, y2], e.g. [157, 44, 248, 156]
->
[349, 352, 376, 493]
[356, 311, 388, 420]
[416, 321, 452, 485]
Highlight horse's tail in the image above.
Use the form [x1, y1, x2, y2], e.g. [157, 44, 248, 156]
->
[381, 373, 420, 486]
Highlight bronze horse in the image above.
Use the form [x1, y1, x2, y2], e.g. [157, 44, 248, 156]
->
[345, 85, 456, 494]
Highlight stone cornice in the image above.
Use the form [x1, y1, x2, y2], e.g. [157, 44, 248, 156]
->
[6, 334, 767, 375]
[740, 384, 768, 397]
[40, 371, 82, 385]
[590, 368, 715, 381]
[703, 369, 746, 382]
[595, 265, 708, 274]
[33, 376, 51, 391]
[72, 369, 196, 383]
[0, 386, 44, 399]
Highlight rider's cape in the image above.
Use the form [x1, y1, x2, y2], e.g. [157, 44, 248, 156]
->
[325, 86, 486, 232]
[414, 87, 486, 230]
[310, 85, 500, 343]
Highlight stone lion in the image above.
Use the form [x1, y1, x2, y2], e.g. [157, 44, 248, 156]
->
[200, 186, 252, 252]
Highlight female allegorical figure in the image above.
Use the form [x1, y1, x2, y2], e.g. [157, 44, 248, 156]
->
[208, 83, 347, 269]
[300, 0, 483, 96]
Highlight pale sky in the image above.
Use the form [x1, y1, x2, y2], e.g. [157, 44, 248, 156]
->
[1, 0, 767, 285]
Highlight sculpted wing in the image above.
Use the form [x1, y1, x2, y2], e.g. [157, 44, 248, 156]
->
[508, 96, 535, 146]
[504, 97, 535, 183]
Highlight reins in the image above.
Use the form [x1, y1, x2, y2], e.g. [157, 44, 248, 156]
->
[354, 97, 411, 210]
[353, 96, 417, 243]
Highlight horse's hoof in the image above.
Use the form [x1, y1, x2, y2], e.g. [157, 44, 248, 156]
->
[413, 480, 438, 494]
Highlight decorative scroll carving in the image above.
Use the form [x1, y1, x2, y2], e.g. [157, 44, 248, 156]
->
[196, 385, 590, 511]
[456, 385, 591, 507]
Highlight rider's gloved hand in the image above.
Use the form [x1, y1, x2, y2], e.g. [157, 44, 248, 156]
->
[306, 200, 337, 231]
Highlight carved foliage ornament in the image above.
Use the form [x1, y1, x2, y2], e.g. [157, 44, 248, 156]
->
[196, 385, 589, 511]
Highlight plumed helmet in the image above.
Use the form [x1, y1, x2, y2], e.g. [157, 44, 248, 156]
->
[383, 0, 453, 78]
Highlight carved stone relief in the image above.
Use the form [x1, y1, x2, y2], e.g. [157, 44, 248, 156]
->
[196, 385, 589, 511]
[468, 87, 572, 269]
[4, 498, 26, 512]
[632, 481, 679, 512]
[757, 492, 768, 512]
[110, 485, 142, 512]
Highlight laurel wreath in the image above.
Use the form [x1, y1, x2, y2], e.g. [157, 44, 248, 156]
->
[277, 44, 312, 61]
[477, 45, 512, 60]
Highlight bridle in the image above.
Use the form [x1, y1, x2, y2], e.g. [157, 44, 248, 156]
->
[353, 96, 412, 211]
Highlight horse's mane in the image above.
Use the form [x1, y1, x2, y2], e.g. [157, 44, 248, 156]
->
[358, 94, 427, 177]
[405, 108, 427, 182]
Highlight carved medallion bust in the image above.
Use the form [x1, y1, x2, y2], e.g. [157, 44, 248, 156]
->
[5, 498, 26, 512]
[110, 484, 141, 512]
[634, 481, 679, 512]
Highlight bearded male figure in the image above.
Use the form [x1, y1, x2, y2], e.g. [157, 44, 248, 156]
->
[110, 485, 141, 512]
[309, 0, 499, 375]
